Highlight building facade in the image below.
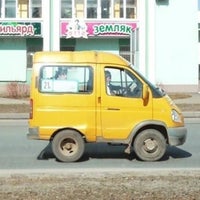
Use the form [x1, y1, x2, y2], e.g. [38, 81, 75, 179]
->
[0, 0, 198, 94]
[198, 0, 200, 91]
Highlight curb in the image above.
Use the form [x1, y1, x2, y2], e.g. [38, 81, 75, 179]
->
[0, 113, 29, 119]
[183, 112, 200, 118]
[0, 112, 200, 119]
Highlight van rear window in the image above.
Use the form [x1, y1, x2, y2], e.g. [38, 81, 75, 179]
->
[39, 65, 93, 93]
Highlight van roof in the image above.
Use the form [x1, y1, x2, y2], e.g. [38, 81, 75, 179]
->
[33, 51, 130, 66]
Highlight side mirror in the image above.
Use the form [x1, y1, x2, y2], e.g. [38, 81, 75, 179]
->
[143, 84, 149, 105]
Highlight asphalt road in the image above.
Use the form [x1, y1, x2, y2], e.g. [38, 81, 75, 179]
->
[0, 119, 199, 171]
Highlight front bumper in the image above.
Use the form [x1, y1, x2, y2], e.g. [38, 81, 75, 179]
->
[167, 126, 187, 146]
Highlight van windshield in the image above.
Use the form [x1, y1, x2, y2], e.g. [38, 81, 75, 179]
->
[131, 66, 165, 98]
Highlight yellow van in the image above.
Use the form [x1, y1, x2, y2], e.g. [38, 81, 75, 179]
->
[27, 51, 187, 162]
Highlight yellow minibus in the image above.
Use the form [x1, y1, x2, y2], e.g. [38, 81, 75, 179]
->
[27, 51, 187, 162]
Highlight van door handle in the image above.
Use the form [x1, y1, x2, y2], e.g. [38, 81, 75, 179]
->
[98, 97, 101, 103]
[107, 108, 120, 110]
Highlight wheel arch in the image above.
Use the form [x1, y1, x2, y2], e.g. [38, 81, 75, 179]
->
[130, 121, 168, 145]
[50, 127, 86, 142]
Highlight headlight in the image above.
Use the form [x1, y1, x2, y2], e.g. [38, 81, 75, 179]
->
[171, 109, 182, 123]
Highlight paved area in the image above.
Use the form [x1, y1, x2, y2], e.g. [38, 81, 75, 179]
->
[0, 98, 29, 105]
[0, 93, 200, 119]
[172, 93, 200, 118]
[0, 97, 29, 119]
[173, 92, 200, 104]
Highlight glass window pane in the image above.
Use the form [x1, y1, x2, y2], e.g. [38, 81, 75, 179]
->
[61, 0, 72, 18]
[105, 67, 142, 98]
[199, 30, 200, 43]
[75, 0, 84, 18]
[18, 0, 29, 18]
[87, 0, 97, 18]
[31, 0, 41, 18]
[199, 24, 200, 42]
[39, 66, 93, 93]
[27, 39, 43, 68]
[198, 0, 200, 10]
[5, 0, 16, 18]
[113, 0, 123, 18]
[120, 45, 130, 62]
[126, 0, 136, 18]
[105, 68, 122, 95]
[101, 0, 110, 18]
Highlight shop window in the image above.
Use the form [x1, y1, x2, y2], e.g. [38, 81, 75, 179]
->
[87, 0, 97, 18]
[5, 0, 16, 18]
[27, 39, 43, 68]
[60, 46, 75, 51]
[61, 0, 72, 18]
[60, 39, 75, 51]
[27, 50, 42, 68]
[31, 0, 41, 18]
[119, 45, 131, 62]
[27, 52, 34, 69]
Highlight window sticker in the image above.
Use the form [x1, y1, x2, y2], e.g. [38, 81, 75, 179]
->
[53, 80, 78, 92]
[41, 79, 78, 92]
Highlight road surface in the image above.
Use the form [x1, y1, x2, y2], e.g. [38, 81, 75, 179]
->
[0, 119, 199, 171]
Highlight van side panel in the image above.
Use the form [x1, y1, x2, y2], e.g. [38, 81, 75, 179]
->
[30, 93, 96, 141]
[29, 62, 97, 141]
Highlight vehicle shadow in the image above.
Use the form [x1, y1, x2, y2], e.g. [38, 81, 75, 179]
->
[37, 142, 54, 160]
[37, 142, 134, 161]
[162, 146, 192, 160]
[37, 142, 192, 162]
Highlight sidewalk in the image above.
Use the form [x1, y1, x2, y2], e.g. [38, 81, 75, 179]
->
[0, 97, 29, 119]
[0, 93, 200, 119]
[173, 93, 200, 118]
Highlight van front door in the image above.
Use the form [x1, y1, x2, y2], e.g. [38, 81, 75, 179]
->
[100, 66, 152, 140]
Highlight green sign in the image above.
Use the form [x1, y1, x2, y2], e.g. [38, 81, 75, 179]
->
[0, 22, 41, 36]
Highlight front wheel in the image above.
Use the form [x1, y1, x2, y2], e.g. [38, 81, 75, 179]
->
[52, 130, 85, 162]
[133, 129, 166, 161]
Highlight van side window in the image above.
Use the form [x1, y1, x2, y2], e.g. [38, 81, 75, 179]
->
[39, 65, 93, 93]
[105, 67, 142, 98]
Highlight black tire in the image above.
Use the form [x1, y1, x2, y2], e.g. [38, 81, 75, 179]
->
[133, 129, 166, 161]
[52, 130, 85, 162]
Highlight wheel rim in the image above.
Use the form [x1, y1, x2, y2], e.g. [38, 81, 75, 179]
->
[60, 138, 78, 156]
[143, 138, 158, 153]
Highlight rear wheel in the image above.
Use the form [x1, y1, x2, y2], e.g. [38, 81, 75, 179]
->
[134, 129, 166, 161]
[52, 130, 85, 162]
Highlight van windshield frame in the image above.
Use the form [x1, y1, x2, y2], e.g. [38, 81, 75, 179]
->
[130, 65, 165, 98]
